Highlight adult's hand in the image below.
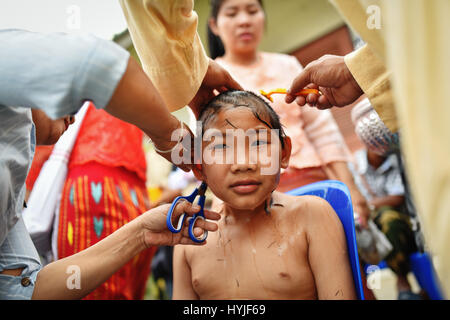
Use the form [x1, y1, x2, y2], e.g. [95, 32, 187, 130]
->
[351, 191, 371, 229]
[189, 59, 243, 118]
[32, 201, 220, 299]
[152, 121, 196, 173]
[138, 201, 220, 247]
[285, 55, 364, 109]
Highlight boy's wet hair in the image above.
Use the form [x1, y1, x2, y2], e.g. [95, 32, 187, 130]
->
[198, 90, 287, 148]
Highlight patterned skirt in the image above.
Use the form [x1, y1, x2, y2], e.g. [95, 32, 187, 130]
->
[57, 161, 157, 300]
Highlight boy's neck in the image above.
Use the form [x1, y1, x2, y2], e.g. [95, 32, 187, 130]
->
[221, 195, 272, 223]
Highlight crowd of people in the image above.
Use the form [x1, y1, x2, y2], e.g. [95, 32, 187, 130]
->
[1, 0, 448, 301]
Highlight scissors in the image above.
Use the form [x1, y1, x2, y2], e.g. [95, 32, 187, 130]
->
[166, 182, 208, 243]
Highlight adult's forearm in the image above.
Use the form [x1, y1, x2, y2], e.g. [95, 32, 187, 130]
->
[31, 218, 146, 299]
[370, 195, 404, 209]
[104, 57, 181, 148]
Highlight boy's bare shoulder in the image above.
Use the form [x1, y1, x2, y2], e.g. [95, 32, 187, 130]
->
[274, 191, 337, 222]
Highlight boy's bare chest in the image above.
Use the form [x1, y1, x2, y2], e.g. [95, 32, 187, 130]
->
[187, 224, 317, 299]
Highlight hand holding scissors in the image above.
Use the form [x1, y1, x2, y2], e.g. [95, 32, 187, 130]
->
[166, 182, 209, 243]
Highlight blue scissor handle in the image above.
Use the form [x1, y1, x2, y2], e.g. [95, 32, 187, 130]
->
[166, 182, 208, 243]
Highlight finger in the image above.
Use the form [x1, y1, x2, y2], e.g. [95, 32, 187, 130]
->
[305, 83, 319, 89]
[295, 96, 307, 107]
[285, 93, 296, 104]
[192, 226, 209, 238]
[203, 209, 221, 221]
[182, 237, 208, 246]
[317, 95, 332, 109]
[177, 201, 201, 216]
[287, 69, 313, 101]
[179, 236, 206, 245]
[306, 93, 318, 106]
[224, 74, 243, 91]
[193, 219, 218, 232]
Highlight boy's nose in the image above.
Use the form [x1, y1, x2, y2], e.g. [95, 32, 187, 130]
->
[230, 161, 257, 173]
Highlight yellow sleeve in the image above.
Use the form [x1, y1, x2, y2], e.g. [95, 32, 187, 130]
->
[119, 0, 209, 111]
[344, 44, 398, 133]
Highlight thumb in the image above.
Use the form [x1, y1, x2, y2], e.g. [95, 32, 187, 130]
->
[224, 73, 243, 91]
[175, 200, 201, 217]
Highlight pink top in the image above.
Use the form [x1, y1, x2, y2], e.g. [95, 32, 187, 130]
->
[216, 52, 350, 170]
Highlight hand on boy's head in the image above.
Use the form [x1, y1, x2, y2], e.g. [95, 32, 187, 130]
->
[189, 59, 243, 118]
[139, 201, 220, 247]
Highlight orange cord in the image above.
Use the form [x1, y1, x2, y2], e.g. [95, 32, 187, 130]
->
[260, 88, 320, 102]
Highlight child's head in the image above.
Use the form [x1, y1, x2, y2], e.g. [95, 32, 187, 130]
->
[193, 90, 291, 211]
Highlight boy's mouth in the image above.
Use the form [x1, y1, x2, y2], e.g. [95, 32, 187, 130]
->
[230, 179, 261, 194]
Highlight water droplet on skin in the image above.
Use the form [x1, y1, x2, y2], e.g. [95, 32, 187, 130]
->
[277, 243, 287, 256]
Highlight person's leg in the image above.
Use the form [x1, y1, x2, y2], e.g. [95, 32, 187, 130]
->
[0, 216, 42, 299]
[374, 207, 421, 299]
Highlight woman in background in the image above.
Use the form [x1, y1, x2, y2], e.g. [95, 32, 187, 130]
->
[207, 0, 371, 226]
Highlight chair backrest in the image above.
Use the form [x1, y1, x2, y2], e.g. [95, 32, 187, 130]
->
[286, 180, 365, 300]
[410, 252, 446, 300]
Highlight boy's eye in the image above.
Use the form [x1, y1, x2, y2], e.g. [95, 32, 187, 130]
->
[251, 140, 268, 147]
[213, 144, 228, 150]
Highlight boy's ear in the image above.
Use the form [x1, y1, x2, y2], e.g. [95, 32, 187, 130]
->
[280, 136, 292, 169]
[192, 164, 206, 181]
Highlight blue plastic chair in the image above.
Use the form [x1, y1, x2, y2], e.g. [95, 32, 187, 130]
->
[410, 252, 445, 300]
[286, 180, 365, 300]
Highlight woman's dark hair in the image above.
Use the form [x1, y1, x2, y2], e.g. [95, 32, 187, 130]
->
[198, 90, 286, 148]
[207, 0, 264, 59]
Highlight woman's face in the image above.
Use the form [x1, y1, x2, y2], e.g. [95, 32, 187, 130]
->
[210, 0, 265, 56]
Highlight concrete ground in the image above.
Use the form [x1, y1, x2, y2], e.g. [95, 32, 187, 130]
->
[367, 269, 421, 300]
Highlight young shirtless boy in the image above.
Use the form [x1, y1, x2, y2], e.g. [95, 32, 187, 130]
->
[173, 90, 356, 300]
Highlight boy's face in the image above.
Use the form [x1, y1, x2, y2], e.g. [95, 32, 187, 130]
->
[194, 106, 291, 210]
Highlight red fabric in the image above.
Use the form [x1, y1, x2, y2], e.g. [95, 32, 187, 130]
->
[57, 162, 156, 300]
[276, 167, 329, 193]
[69, 103, 147, 181]
[25, 145, 54, 191]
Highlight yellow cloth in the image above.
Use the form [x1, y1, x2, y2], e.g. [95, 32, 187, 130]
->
[332, 0, 397, 133]
[332, 0, 450, 297]
[345, 45, 397, 133]
[119, 0, 209, 112]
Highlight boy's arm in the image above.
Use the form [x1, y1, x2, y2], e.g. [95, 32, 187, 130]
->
[305, 196, 356, 300]
[172, 245, 199, 299]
